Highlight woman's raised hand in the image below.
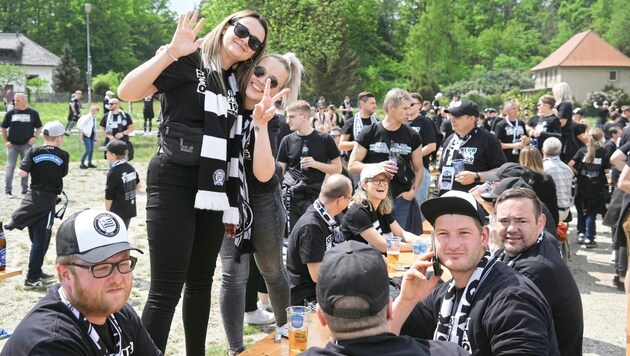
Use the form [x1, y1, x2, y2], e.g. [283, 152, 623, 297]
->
[168, 10, 205, 59]
[253, 79, 290, 126]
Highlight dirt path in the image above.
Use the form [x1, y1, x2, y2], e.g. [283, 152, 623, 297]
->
[0, 161, 626, 355]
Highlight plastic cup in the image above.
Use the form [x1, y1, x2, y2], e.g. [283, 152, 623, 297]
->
[287, 306, 310, 352]
[413, 237, 431, 260]
[385, 236, 402, 272]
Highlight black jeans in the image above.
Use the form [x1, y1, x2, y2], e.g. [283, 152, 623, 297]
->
[142, 154, 224, 355]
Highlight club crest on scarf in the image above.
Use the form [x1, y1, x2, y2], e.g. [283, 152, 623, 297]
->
[213, 169, 226, 187]
[235, 200, 253, 239]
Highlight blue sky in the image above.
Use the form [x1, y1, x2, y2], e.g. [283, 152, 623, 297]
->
[168, 0, 199, 15]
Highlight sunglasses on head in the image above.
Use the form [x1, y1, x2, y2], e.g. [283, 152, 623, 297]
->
[254, 65, 279, 89]
[233, 22, 263, 52]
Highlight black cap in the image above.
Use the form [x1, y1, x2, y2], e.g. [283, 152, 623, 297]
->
[56, 209, 143, 263]
[480, 177, 532, 202]
[316, 241, 389, 319]
[106, 140, 128, 156]
[421, 190, 484, 226]
[573, 107, 585, 116]
[485, 162, 533, 182]
[444, 100, 479, 117]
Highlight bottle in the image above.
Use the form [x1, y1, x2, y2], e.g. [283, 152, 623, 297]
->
[388, 140, 398, 164]
[0, 222, 6, 271]
[531, 137, 539, 148]
[300, 140, 310, 172]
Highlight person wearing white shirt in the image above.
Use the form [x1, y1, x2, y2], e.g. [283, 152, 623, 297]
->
[77, 105, 100, 169]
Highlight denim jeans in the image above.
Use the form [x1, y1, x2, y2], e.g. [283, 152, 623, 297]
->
[220, 187, 290, 349]
[585, 212, 597, 240]
[5, 143, 30, 194]
[26, 210, 54, 280]
[415, 167, 431, 221]
[392, 196, 413, 230]
[81, 136, 95, 165]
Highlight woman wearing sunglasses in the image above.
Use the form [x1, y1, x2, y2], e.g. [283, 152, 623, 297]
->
[220, 52, 303, 355]
[341, 164, 416, 253]
[118, 10, 268, 355]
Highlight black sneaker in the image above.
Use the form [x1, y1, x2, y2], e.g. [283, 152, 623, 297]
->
[24, 277, 53, 289]
[80, 164, 88, 169]
[63, 132, 70, 137]
[87, 164, 97, 168]
[39, 272, 56, 282]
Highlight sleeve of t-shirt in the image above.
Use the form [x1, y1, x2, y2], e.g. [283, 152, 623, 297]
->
[572, 148, 585, 165]
[153, 53, 197, 93]
[399, 287, 440, 339]
[341, 118, 354, 135]
[411, 129, 422, 151]
[99, 115, 107, 129]
[355, 124, 374, 149]
[420, 119, 436, 145]
[620, 142, 630, 156]
[121, 306, 163, 356]
[62, 151, 70, 177]
[486, 135, 507, 168]
[626, 152, 630, 167]
[277, 135, 289, 163]
[105, 170, 117, 200]
[325, 135, 341, 160]
[125, 113, 134, 125]
[298, 224, 328, 264]
[18, 147, 34, 172]
[342, 206, 376, 236]
[557, 102, 572, 121]
[440, 120, 450, 132]
[383, 213, 395, 226]
[494, 122, 506, 141]
[1, 111, 11, 129]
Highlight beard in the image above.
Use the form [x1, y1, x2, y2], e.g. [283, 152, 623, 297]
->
[69, 271, 131, 319]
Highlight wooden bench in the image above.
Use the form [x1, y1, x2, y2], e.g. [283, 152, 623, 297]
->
[0, 270, 22, 281]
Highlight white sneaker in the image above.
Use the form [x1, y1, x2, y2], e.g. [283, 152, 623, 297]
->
[257, 300, 273, 312]
[276, 324, 288, 338]
[244, 309, 275, 325]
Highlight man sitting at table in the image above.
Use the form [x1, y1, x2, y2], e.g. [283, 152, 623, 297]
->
[286, 174, 353, 306]
[390, 190, 560, 355]
[302, 240, 468, 355]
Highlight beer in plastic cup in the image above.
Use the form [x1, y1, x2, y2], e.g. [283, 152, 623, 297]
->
[385, 236, 401, 272]
[287, 306, 309, 352]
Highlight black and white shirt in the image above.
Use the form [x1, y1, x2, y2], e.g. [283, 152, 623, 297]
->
[1, 107, 42, 144]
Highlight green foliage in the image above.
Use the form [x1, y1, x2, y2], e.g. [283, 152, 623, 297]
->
[585, 85, 630, 107]
[92, 71, 124, 96]
[442, 69, 532, 98]
[0, 63, 26, 88]
[52, 44, 81, 94]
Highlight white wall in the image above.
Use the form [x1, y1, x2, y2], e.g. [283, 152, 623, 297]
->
[532, 67, 630, 101]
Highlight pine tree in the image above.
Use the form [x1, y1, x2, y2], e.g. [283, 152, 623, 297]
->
[52, 43, 81, 94]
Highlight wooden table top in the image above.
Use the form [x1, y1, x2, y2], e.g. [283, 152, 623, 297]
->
[0, 269, 22, 281]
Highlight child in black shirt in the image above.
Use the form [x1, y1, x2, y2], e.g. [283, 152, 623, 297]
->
[104, 140, 140, 228]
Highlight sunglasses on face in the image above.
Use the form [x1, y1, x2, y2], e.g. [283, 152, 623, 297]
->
[233, 22, 263, 52]
[253, 65, 279, 89]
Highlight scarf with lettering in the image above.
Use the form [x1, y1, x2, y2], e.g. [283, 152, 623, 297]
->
[193, 63, 243, 228]
[352, 112, 378, 140]
[433, 250, 496, 353]
[232, 110, 255, 260]
[313, 200, 343, 249]
[58, 287, 124, 356]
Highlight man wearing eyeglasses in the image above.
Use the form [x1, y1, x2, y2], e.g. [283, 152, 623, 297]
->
[99, 98, 136, 161]
[286, 174, 352, 306]
[1, 209, 161, 356]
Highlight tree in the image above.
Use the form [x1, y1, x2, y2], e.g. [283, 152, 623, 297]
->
[26, 77, 49, 101]
[52, 44, 81, 94]
[0, 63, 26, 89]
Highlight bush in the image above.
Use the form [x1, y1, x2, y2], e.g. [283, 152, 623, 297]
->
[92, 71, 124, 96]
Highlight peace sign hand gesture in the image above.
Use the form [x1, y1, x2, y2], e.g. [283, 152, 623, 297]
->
[165, 10, 205, 59]
[253, 78, 290, 126]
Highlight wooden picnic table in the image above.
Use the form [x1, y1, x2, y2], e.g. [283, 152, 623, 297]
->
[0, 270, 21, 281]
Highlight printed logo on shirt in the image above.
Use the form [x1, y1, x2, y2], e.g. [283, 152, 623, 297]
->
[227, 89, 238, 118]
[196, 69, 207, 93]
[369, 142, 413, 155]
[33, 154, 64, 165]
[505, 126, 524, 136]
[10, 114, 32, 123]
[459, 147, 478, 164]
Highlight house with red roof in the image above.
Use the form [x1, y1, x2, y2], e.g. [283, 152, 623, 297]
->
[531, 30, 630, 101]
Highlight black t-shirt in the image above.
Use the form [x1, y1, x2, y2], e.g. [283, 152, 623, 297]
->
[1, 284, 161, 356]
[1, 107, 42, 144]
[341, 117, 376, 142]
[356, 122, 422, 197]
[20, 145, 69, 194]
[408, 115, 437, 168]
[498, 233, 583, 356]
[243, 110, 281, 194]
[103, 96, 111, 113]
[440, 118, 453, 138]
[100, 111, 134, 139]
[493, 118, 528, 163]
[439, 128, 506, 192]
[596, 107, 610, 127]
[528, 114, 562, 149]
[68, 98, 81, 117]
[302, 332, 469, 356]
[400, 261, 559, 355]
[106, 161, 140, 219]
[560, 121, 586, 164]
[286, 205, 343, 306]
[341, 203, 394, 250]
[556, 101, 573, 121]
[143, 97, 155, 118]
[572, 146, 609, 183]
[277, 130, 340, 186]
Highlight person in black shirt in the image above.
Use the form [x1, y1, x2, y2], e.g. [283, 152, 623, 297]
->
[407, 92, 437, 211]
[391, 190, 559, 355]
[528, 95, 562, 151]
[493, 187, 583, 356]
[603, 112, 624, 140]
[103, 90, 114, 113]
[339, 92, 378, 156]
[142, 95, 155, 134]
[105, 140, 140, 229]
[438, 100, 506, 195]
[1, 92, 42, 196]
[338, 95, 353, 123]
[493, 101, 530, 163]
[65, 90, 82, 134]
[286, 174, 352, 306]
[302, 241, 468, 356]
[0, 209, 160, 356]
[6, 121, 69, 288]
[594, 100, 611, 129]
[99, 98, 136, 161]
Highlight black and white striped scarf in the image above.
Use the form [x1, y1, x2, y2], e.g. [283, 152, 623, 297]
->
[313, 199, 343, 249]
[352, 112, 378, 140]
[433, 250, 496, 353]
[59, 287, 123, 355]
[232, 110, 256, 259]
[193, 65, 244, 229]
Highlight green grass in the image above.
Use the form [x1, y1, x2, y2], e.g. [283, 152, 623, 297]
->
[0, 100, 158, 165]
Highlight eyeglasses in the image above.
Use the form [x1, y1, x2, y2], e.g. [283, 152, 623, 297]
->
[233, 22, 263, 52]
[109, 102, 119, 106]
[366, 178, 390, 185]
[69, 256, 137, 279]
[253, 65, 279, 89]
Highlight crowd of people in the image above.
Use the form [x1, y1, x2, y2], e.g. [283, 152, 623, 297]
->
[2, 8, 629, 356]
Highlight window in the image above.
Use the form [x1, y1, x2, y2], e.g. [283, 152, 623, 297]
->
[609, 70, 618, 81]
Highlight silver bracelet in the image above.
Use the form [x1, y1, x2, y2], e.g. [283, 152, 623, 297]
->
[166, 46, 178, 61]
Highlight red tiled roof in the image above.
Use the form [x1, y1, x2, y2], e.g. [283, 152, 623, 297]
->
[531, 30, 630, 71]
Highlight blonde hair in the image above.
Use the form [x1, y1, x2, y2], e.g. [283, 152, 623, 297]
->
[260, 53, 304, 108]
[552, 82, 573, 104]
[351, 178, 393, 215]
[286, 99, 311, 114]
[199, 10, 269, 94]
[585, 127, 604, 163]
[520, 146, 547, 177]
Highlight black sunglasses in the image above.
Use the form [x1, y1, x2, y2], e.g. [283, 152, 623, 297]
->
[233, 22, 263, 52]
[254, 65, 279, 89]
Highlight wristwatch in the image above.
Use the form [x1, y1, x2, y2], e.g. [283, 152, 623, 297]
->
[474, 172, 481, 183]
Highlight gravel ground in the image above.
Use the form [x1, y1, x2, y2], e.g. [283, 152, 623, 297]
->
[0, 159, 626, 355]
